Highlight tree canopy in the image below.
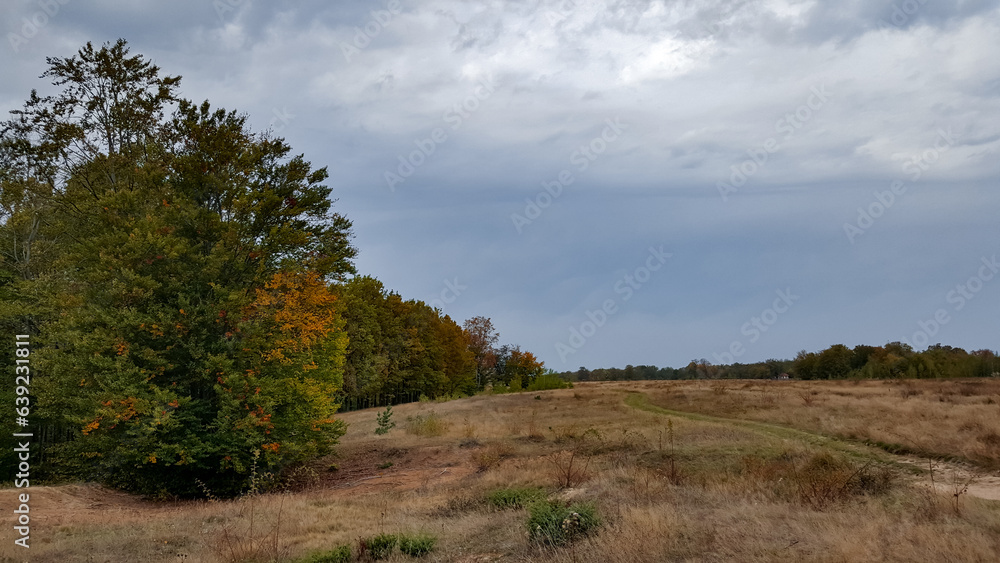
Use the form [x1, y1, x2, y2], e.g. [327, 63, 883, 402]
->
[1, 40, 356, 496]
[0, 41, 550, 497]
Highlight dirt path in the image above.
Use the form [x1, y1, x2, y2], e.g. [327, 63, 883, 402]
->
[623, 390, 1000, 502]
[896, 457, 1000, 502]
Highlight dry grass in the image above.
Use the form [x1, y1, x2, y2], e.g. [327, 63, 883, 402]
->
[2, 381, 999, 562]
[636, 378, 1000, 467]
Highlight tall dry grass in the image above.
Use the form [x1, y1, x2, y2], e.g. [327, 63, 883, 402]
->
[634, 378, 1000, 467]
[1, 381, 998, 562]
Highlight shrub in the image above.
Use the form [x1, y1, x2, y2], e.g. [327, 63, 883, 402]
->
[434, 493, 483, 517]
[486, 486, 546, 509]
[852, 463, 895, 496]
[745, 452, 896, 507]
[794, 453, 894, 506]
[794, 452, 853, 506]
[405, 412, 450, 437]
[527, 500, 600, 546]
[360, 534, 397, 560]
[471, 441, 515, 472]
[300, 544, 351, 563]
[435, 392, 466, 403]
[547, 449, 591, 488]
[398, 533, 437, 557]
[526, 373, 573, 392]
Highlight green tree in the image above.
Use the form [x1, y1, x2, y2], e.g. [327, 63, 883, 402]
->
[374, 405, 395, 435]
[0, 40, 355, 496]
[816, 344, 853, 379]
[335, 276, 475, 408]
[793, 350, 819, 380]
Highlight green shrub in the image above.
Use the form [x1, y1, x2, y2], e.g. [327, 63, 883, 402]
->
[527, 500, 600, 546]
[300, 544, 351, 563]
[361, 533, 397, 560]
[398, 533, 437, 557]
[405, 412, 449, 437]
[486, 486, 546, 509]
[435, 392, 466, 403]
[526, 373, 573, 392]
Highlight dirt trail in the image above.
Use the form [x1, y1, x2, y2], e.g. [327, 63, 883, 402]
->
[624, 390, 1000, 503]
[896, 457, 1000, 502]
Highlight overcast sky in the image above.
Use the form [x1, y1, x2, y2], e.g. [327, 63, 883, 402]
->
[3, 0, 999, 370]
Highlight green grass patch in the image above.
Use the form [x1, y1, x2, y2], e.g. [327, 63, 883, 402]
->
[624, 392, 888, 462]
[361, 533, 397, 560]
[526, 373, 573, 391]
[398, 533, 437, 557]
[298, 544, 351, 563]
[527, 500, 600, 546]
[485, 486, 546, 509]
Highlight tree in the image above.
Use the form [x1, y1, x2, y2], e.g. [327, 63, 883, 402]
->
[851, 345, 879, 370]
[463, 316, 499, 389]
[816, 344, 853, 379]
[0, 40, 355, 496]
[335, 276, 476, 408]
[493, 346, 546, 389]
[793, 350, 819, 380]
[374, 405, 395, 435]
[508, 348, 546, 386]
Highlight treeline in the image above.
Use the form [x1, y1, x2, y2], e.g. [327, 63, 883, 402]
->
[791, 343, 999, 380]
[556, 358, 793, 382]
[557, 342, 999, 383]
[334, 278, 554, 411]
[0, 41, 546, 497]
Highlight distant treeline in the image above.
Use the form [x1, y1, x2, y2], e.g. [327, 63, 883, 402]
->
[556, 342, 1000, 382]
[790, 343, 999, 380]
[555, 359, 792, 382]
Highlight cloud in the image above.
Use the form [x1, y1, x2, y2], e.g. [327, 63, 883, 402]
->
[2, 0, 999, 367]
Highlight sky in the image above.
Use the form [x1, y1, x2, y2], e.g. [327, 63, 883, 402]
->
[2, 0, 999, 370]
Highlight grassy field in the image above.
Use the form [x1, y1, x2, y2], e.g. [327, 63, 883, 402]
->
[3, 379, 1000, 562]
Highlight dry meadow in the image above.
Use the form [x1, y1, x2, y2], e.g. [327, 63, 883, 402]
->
[3, 379, 1000, 562]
